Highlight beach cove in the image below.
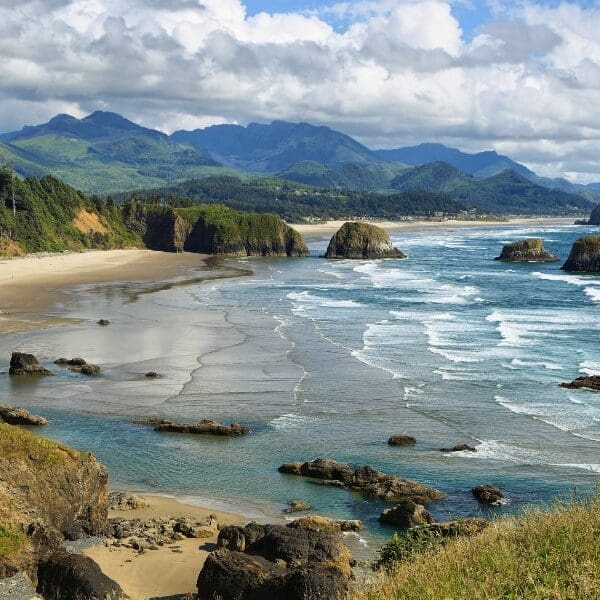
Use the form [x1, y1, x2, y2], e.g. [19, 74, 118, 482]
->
[1, 218, 599, 597]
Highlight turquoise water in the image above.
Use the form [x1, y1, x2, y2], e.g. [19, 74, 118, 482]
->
[1, 223, 599, 551]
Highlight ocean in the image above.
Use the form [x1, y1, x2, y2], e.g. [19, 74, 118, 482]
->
[1, 222, 599, 553]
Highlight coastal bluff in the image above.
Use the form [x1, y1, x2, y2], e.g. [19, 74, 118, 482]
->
[124, 203, 309, 257]
[324, 222, 405, 259]
[494, 238, 559, 262]
[0, 423, 108, 580]
[562, 236, 600, 272]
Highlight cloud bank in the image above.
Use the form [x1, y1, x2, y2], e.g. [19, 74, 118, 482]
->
[1, 0, 600, 182]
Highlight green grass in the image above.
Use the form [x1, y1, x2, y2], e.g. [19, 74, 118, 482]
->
[355, 494, 600, 600]
[0, 422, 79, 466]
[0, 524, 26, 559]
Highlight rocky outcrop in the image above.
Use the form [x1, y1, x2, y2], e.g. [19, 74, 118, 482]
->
[284, 501, 312, 514]
[562, 236, 600, 272]
[97, 319, 110, 326]
[9, 353, 53, 376]
[109, 492, 149, 512]
[0, 407, 47, 426]
[472, 485, 507, 506]
[324, 222, 406, 259]
[54, 357, 101, 375]
[379, 500, 434, 528]
[494, 238, 559, 262]
[36, 552, 125, 600]
[199, 521, 354, 599]
[278, 458, 444, 503]
[138, 418, 249, 436]
[124, 205, 191, 253]
[439, 444, 477, 453]
[412, 518, 488, 539]
[586, 204, 600, 225]
[560, 375, 600, 391]
[0, 424, 108, 580]
[388, 435, 416, 446]
[287, 516, 362, 534]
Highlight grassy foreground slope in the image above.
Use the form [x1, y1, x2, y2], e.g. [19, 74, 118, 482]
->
[356, 495, 600, 600]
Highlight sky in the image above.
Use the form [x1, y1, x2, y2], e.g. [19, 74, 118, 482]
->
[2, 1, 600, 182]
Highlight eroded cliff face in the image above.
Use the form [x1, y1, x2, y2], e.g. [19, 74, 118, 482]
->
[0, 423, 109, 580]
[124, 205, 191, 252]
[325, 222, 405, 259]
[588, 204, 600, 225]
[562, 236, 600, 272]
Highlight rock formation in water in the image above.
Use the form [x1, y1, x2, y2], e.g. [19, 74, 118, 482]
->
[278, 458, 444, 503]
[324, 222, 406, 259]
[8, 352, 53, 376]
[199, 521, 354, 600]
[562, 236, 600, 272]
[379, 500, 434, 528]
[560, 375, 600, 391]
[472, 485, 507, 506]
[0, 423, 108, 580]
[137, 417, 249, 436]
[494, 238, 559, 263]
[0, 407, 48, 426]
[586, 204, 600, 225]
[439, 443, 477, 453]
[388, 434, 417, 446]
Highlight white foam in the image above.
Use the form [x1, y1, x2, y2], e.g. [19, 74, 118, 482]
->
[509, 359, 564, 371]
[580, 360, 600, 376]
[287, 291, 363, 313]
[585, 287, 600, 303]
[269, 413, 316, 431]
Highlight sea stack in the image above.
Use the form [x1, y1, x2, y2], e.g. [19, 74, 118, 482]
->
[324, 222, 405, 259]
[562, 236, 600, 272]
[587, 204, 600, 225]
[494, 239, 559, 263]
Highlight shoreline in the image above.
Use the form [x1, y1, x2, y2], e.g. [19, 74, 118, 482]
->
[291, 216, 578, 237]
[0, 249, 214, 335]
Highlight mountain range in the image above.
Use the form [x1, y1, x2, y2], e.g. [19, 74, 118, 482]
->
[1, 111, 598, 215]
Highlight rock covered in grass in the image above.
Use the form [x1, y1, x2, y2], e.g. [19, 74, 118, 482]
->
[36, 551, 125, 600]
[472, 485, 507, 506]
[324, 222, 406, 259]
[9, 352, 53, 376]
[560, 375, 600, 391]
[494, 238, 559, 262]
[278, 458, 445, 504]
[0, 407, 47, 426]
[562, 236, 600, 272]
[388, 435, 417, 446]
[379, 500, 434, 528]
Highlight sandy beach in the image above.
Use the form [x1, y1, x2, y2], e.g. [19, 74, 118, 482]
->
[84, 495, 245, 600]
[0, 249, 209, 335]
[292, 216, 577, 237]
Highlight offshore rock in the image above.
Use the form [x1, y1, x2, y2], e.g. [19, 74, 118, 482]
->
[472, 485, 507, 506]
[152, 418, 249, 436]
[494, 238, 559, 262]
[388, 435, 417, 446]
[562, 236, 600, 272]
[560, 375, 600, 391]
[36, 551, 126, 600]
[0, 407, 48, 426]
[379, 500, 434, 528]
[9, 352, 53, 376]
[278, 458, 444, 503]
[287, 516, 362, 533]
[439, 444, 477, 453]
[324, 222, 406, 259]
[586, 204, 600, 225]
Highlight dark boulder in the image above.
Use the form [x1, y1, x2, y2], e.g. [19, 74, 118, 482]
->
[379, 500, 434, 528]
[279, 458, 444, 504]
[494, 238, 559, 263]
[54, 357, 87, 366]
[586, 204, 600, 225]
[560, 375, 600, 392]
[198, 550, 348, 600]
[77, 364, 101, 376]
[36, 551, 125, 600]
[0, 407, 48, 426]
[9, 352, 53, 376]
[324, 222, 405, 260]
[472, 485, 506, 506]
[97, 319, 111, 326]
[439, 444, 477, 453]
[145, 371, 160, 378]
[388, 435, 416, 446]
[562, 236, 600, 272]
[153, 418, 249, 436]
